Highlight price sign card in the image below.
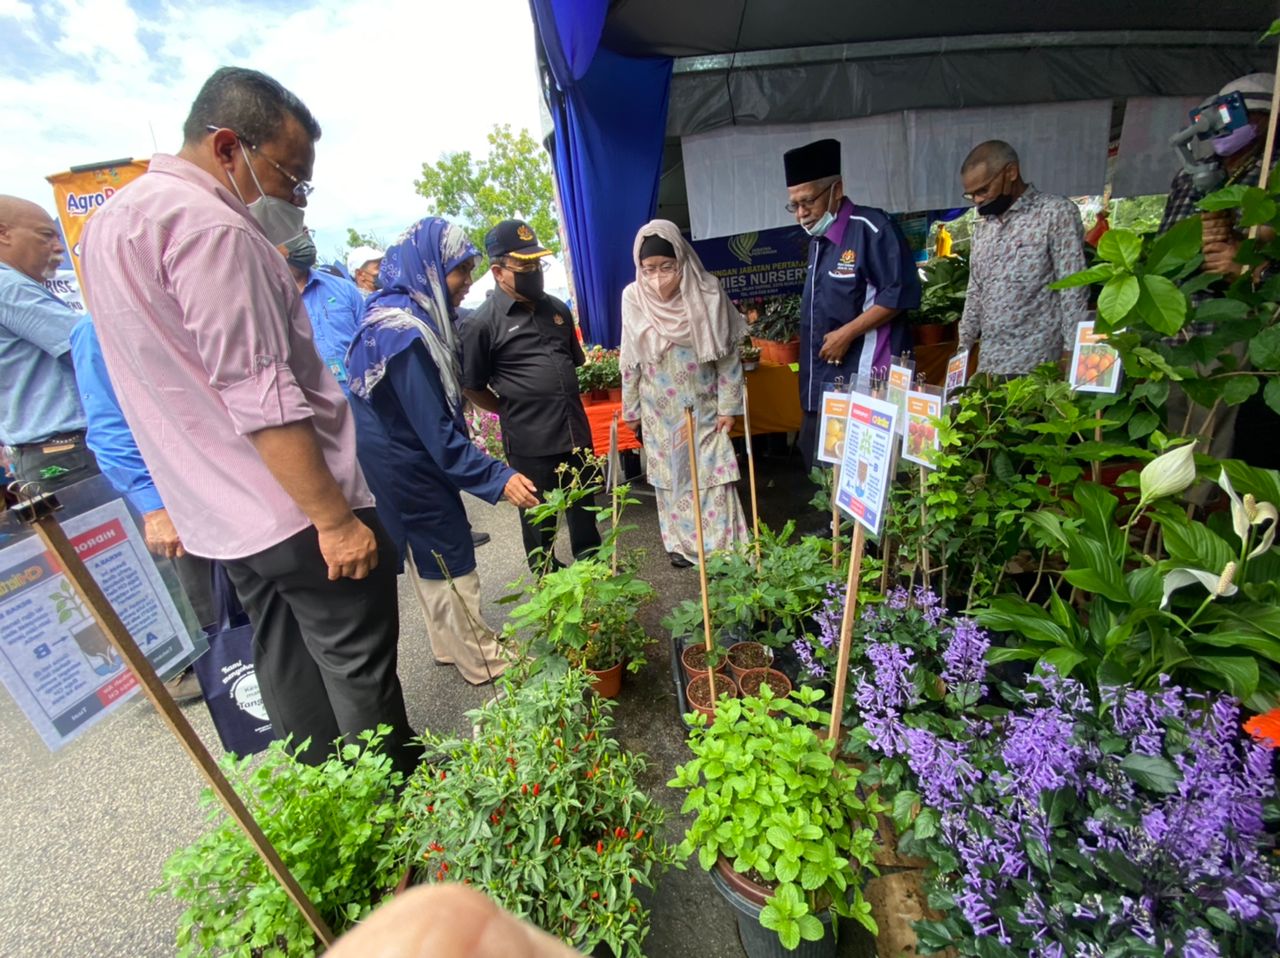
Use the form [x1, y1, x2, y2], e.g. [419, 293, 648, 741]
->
[943, 349, 970, 404]
[886, 364, 913, 435]
[835, 391, 899, 535]
[816, 390, 851, 465]
[0, 499, 200, 751]
[902, 390, 942, 468]
[1068, 321, 1122, 394]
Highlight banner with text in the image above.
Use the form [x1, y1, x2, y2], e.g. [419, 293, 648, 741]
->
[692, 224, 809, 304]
[47, 159, 149, 289]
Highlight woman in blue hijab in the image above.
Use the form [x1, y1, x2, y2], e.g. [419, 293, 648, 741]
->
[346, 217, 538, 685]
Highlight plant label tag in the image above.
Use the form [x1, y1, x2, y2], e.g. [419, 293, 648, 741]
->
[886, 364, 913, 435]
[816, 390, 850, 465]
[834, 391, 899, 535]
[1069, 320, 1122, 394]
[901, 390, 942, 468]
[943, 349, 970, 404]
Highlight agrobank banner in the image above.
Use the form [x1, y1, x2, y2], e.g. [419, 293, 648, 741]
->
[46, 159, 149, 288]
[691, 224, 809, 304]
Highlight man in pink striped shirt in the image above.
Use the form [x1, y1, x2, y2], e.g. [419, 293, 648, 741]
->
[80, 67, 415, 773]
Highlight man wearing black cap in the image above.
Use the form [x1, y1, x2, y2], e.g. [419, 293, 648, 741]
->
[783, 138, 921, 467]
[461, 220, 601, 571]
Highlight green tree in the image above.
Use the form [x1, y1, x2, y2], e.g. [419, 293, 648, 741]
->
[345, 228, 386, 251]
[415, 124, 560, 260]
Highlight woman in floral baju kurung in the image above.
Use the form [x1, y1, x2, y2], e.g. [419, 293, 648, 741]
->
[620, 220, 750, 567]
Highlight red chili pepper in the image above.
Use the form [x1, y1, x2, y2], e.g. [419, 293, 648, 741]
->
[442, 863, 449, 873]
[614, 827, 627, 839]
[634, 829, 644, 840]
[555, 737, 563, 748]
[591, 890, 600, 900]
[439, 771, 447, 781]
[426, 805, 434, 814]
[436, 868, 445, 881]
[552, 835, 562, 846]
[533, 783, 541, 797]
[596, 840, 604, 854]
[521, 783, 528, 795]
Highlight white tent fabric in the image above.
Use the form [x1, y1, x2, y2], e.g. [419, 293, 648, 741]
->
[460, 255, 573, 310]
[681, 100, 1114, 239]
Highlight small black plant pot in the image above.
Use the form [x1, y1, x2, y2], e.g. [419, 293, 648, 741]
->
[708, 864, 836, 958]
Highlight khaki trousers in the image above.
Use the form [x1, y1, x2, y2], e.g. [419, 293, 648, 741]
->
[406, 549, 510, 685]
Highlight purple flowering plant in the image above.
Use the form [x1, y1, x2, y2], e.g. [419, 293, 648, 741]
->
[857, 645, 1280, 957]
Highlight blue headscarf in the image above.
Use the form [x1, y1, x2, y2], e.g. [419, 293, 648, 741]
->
[346, 217, 480, 410]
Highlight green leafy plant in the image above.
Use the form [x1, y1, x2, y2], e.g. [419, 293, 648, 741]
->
[504, 554, 655, 672]
[914, 243, 969, 326]
[751, 294, 802, 343]
[668, 685, 883, 949]
[395, 669, 678, 957]
[576, 345, 621, 392]
[156, 729, 404, 957]
[977, 452, 1280, 709]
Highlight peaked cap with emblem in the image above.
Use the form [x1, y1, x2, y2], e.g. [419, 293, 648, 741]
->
[485, 219, 551, 260]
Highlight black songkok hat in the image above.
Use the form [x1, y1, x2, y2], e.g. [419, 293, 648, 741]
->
[783, 138, 841, 187]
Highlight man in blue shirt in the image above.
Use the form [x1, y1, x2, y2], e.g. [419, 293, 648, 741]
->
[0, 195, 97, 489]
[277, 232, 366, 392]
[782, 141, 921, 467]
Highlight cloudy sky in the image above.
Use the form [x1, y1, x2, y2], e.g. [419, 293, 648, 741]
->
[0, 0, 546, 260]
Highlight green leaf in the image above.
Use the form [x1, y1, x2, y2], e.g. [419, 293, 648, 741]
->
[1194, 298, 1250, 325]
[1135, 274, 1188, 336]
[1158, 517, 1235, 572]
[1097, 230, 1142, 269]
[1127, 410, 1160, 440]
[1266, 377, 1280, 416]
[1144, 215, 1202, 274]
[1199, 184, 1251, 211]
[1248, 326, 1280, 370]
[1240, 188, 1278, 228]
[977, 596, 1071, 647]
[796, 913, 825, 943]
[1049, 263, 1116, 289]
[1189, 654, 1260, 698]
[1098, 273, 1140, 321]
[1119, 753, 1181, 793]
[1221, 375, 1260, 405]
[1264, 17, 1280, 39]
[1039, 648, 1086, 677]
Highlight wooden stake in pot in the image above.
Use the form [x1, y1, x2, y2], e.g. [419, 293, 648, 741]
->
[684, 404, 717, 706]
[7, 485, 335, 948]
[828, 523, 866, 745]
[831, 464, 842, 570]
[608, 411, 621, 576]
[741, 390, 762, 565]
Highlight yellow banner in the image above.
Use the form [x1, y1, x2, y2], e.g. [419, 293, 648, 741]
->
[46, 159, 150, 290]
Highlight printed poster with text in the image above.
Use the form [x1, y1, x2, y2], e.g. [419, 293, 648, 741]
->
[886, 364, 913, 435]
[1069, 321, 1122, 394]
[0, 500, 198, 751]
[943, 349, 970, 404]
[816, 390, 850, 465]
[902, 390, 943, 468]
[835, 392, 899, 535]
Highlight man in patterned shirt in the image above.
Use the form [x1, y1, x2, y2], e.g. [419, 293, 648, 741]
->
[957, 141, 1089, 375]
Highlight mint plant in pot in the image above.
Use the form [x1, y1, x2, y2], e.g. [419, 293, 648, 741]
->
[668, 685, 883, 956]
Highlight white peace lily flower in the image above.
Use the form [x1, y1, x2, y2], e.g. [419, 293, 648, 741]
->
[1160, 564, 1240, 609]
[1138, 444, 1197, 505]
[1217, 469, 1279, 558]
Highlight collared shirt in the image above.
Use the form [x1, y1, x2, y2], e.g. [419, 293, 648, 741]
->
[0, 261, 86, 444]
[799, 197, 920, 411]
[959, 187, 1089, 375]
[79, 153, 372, 561]
[299, 267, 365, 392]
[68, 316, 164, 514]
[460, 288, 592, 458]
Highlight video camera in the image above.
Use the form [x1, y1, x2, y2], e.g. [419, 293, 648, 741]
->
[1169, 91, 1252, 194]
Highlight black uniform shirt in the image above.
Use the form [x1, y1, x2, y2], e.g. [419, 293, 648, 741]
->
[461, 288, 592, 458]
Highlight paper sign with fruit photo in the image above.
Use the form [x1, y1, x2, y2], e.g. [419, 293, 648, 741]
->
[817, 391, 851, 464]
[943, 348, 970, 404]
[902, 390, 942, 468]
[1068, 320, 1122, 394]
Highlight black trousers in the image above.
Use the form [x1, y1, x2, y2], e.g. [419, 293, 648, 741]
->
[507, 449, 603, 570]
[11, 435, 99, 492]
[221, 508, 416, 776]
[798, 410, 820, 471]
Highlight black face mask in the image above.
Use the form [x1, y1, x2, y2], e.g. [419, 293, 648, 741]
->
[977, 192, 1015, 218]
[512, 268, 544, 301]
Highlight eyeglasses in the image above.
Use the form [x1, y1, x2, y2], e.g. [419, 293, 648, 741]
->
[640, 263, 678, 277]
[962, 163, 1011, 203]
[208, 125, 314, 199]
[785, 181, 836, 214]
[503, 258, 550, 273]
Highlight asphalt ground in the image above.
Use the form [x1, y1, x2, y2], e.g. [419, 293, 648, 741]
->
[0, 442, 877, 957]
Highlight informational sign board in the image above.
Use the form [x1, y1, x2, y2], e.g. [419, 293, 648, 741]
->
[47, 160, 149, 290]
[816, 390, 851, 465]
[902, 389, 943, 468]
[691, 224, 809, 303]
[886, 363, 913, 435]
[834, 392, 899, 535]
[1068, 321, 1122, 394]
[0, 499, 199, 751]
[943, 349, 970, 404]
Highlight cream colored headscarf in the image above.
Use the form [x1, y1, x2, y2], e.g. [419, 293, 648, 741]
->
[619, 219, 747, 367]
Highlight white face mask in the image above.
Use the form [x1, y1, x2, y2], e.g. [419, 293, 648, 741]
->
[645, 272, 680, 301]
[227, 142, 307, 246]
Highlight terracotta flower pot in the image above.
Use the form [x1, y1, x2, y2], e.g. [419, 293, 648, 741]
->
[587, 662, 623, 698]
[681, 643, 728, 680]
[606, 386, 622, 402]
[752, 337, 801, 366]
[737, 667, 792, 701]
[911, 323, 956, 347]
[726, 641, 773, 683]
[685, 673, 738, 722]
